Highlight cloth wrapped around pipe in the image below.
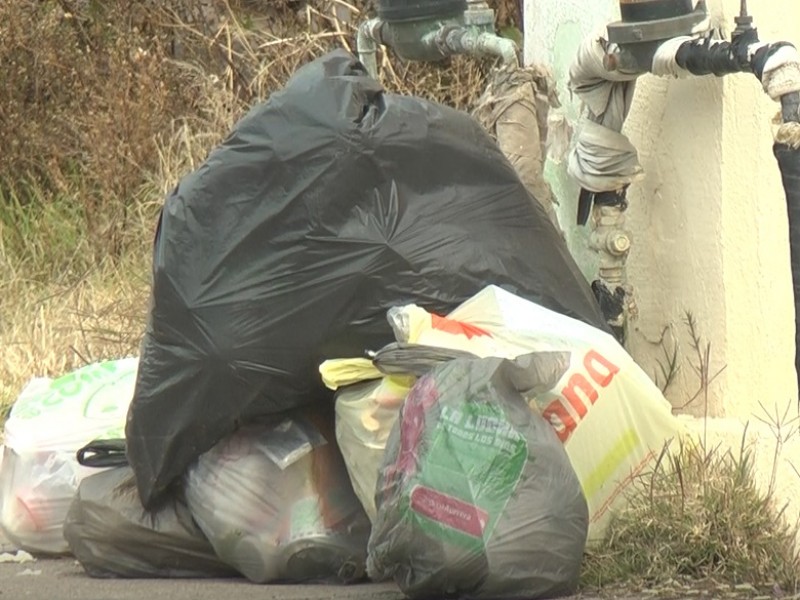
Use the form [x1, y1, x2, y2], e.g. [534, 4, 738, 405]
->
[126, 49, 607, 509]
[567, 31, 644, 207]
[473, 63, 565, 234]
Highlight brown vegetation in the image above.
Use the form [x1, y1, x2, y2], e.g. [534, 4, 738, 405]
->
[0, 0, 519, 416]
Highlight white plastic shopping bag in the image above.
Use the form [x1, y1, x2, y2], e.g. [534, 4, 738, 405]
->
[0, 357, 137, 554]
[328, 286, 681, 543]
[398, 286, 682, 543]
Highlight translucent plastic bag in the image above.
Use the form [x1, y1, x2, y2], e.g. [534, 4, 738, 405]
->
[63, 466, 235, 579]
[185, 411, 371, 584]
[330, 345, 477, 522]
[384, 286, 682, 543]
[0, 358, 137, 554]
[334, 377, 413, 522]
[0, 450, 13, 554]
[367, 353, 587, 599]
[0, 448, 79, 554]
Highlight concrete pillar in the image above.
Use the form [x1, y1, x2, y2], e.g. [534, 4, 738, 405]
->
[524, 0, 799, 419]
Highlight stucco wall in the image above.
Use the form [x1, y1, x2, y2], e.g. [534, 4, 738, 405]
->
[524, 0, 799, 419]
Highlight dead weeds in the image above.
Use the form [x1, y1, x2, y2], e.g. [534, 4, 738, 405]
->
[1, 0, 508, 415]
[580, 437, 800, 593]
[0, 256, 150, 422]
[580, 316, 800, 594]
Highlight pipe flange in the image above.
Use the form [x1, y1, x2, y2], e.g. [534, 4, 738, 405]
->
[463, 7, 495, 28]
[607, 8, 708, 45]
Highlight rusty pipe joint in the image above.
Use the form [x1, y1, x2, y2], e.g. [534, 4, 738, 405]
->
[603, 42, 647, 74]
[425, 25, 519, 66]
[357, 18, 385, 79]
[588, 204, 632, 285]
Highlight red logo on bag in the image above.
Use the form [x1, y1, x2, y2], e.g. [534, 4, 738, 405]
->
[410, 486, 488, 538]
[384, 375, 439, 487]
[542, 349, 621, 443]
[431, 314, 492, 339]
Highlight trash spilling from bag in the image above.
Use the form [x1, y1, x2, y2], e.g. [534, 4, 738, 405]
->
[184, 409, 371, 584]
[0, 49, 686, 597]
[125, 48, 607, 510]
[0, 358, 137, 555]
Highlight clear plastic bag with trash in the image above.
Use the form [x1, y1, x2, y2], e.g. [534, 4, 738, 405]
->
[367, 351, 589, 599]
[0, 358, 137, 554]
[327, 286, 682, 544]
[0, 448, 79, 554]
[184, 408, 372, 584]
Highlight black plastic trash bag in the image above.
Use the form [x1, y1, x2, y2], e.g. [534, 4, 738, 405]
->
[63, 466, 236, 579]
[184, 409, 371, 584]
[127, 48, 606, 508]
[367, 353, 588, 599]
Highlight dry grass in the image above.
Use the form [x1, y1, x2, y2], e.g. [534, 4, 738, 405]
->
[580, 436, 800, 593]
[580, 317, 800, 594]
[0, 257, 151, 423]
[0, 0, 514, 418]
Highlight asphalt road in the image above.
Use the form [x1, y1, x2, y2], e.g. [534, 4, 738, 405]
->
[2, 557, 778, 600]
[0, 558, 405, 600]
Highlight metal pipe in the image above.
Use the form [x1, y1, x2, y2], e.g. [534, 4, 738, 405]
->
[357, 19, 384, 80]
[426, 26, 519, 66]
[571, 17, 800, 339]
[469, 30, 520, 65]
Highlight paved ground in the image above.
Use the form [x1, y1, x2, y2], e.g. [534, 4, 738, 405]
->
[0, 558, 404, 600]
[2, 558, 788, 600]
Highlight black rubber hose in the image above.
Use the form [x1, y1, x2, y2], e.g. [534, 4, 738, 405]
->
[752, 37, 800, 393]
[674, 29, 760, 76]
[774, 142, 800, 394]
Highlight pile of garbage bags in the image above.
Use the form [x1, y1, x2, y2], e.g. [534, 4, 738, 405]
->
[0, 50, 682, 599]
[126, 48, 606, 511]
[329, 285, 682, 543]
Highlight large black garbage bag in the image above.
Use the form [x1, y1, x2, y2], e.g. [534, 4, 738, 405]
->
[63, 467, 236, 579]
[126, 48, 606, 509]
[366, 353, 589, 599]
